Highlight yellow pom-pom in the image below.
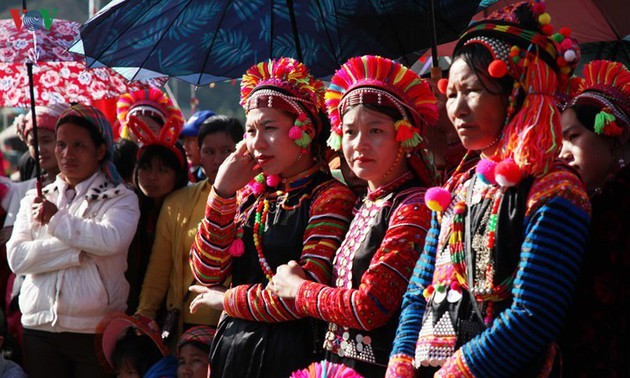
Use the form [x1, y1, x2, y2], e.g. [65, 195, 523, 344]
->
[538, 13, 551, 25]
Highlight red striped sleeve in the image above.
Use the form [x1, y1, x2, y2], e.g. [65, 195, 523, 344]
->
[295, 194, 431, 330]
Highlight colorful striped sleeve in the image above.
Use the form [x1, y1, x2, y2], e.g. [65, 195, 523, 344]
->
[223, 181, 355, 322]
[189, 186, 238, 285]
[295, 192, 431, 331]
[439, 170, 591, 377]
[386, 213, 440, 377]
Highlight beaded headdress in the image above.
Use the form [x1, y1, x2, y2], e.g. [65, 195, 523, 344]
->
[240, 57, 326, 149]
[568, 60, 630, 137]
[117, 87, 184, 140]
[126, 114, 186, 169]
[326, 55, 438, 152]
[452, 0, 579, 177]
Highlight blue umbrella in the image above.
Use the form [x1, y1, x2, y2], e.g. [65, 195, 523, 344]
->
[70, 0, 481, 85]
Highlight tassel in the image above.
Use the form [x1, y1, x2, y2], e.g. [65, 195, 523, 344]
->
[326, 132, 342, 151]
[295, 131, 312, 148]
[228, 238, 245, 257]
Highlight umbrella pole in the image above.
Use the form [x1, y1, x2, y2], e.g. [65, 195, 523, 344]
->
[428, 0, 442, 80]
[287, 0, 303, 62]
[26, 62, 43, 197]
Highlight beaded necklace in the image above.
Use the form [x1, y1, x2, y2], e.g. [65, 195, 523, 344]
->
[253, 197, 274, 281]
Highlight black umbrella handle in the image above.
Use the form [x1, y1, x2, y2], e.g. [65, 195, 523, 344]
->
[26, 62, 43, 197]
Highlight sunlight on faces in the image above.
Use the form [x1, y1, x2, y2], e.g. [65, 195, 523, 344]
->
[341, 105, 406, 190]
[177, 344, 210, 378]
[55, 123, 106, 187]
[27, 128, 59, 174]
[137, 156, 178, 201]
[183, 136, 201, 167]
[200, 132, 236, 184]
[560, 109, 616, 192]
[445, 59, 507, 155]
[245, 108, 314, 177]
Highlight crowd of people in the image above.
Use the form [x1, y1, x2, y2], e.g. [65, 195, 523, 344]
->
[0, 0, 628, 377]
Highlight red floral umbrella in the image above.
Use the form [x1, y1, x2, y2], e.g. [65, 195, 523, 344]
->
[0, 18, 165, 107]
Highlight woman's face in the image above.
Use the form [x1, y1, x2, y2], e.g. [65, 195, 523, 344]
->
[341, 105, 406, 190]
[200, 132, 236, 184]
[560, 108, 616, 192]
[245, 107, 314, 177]
[177, 344, 209, 378]
[27, 128, 59, 175]
[446, 58, 507, 156]
[55, 123, 106, 187]
[136, 155, 178, 201]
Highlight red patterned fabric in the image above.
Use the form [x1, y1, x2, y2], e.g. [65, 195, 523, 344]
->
[0, 19, 164, 107]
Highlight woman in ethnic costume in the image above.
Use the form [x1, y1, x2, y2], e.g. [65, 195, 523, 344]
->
[387, 1, 592, 377]
[272, 55, 439, 378]
[188, 58, 355, 378]
[558, 60, 630, 377]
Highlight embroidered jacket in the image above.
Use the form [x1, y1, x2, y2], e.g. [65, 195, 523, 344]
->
[295, 172, 432, 369]
[388, 164, 591, 377]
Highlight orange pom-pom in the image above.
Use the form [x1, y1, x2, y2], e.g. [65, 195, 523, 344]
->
[488, 60, 508, 78]
[437, 78, 448, 95]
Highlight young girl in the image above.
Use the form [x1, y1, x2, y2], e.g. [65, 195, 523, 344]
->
[188, 58, 355, 377]
[559, 60, 630, 376]
[271, 55, 438, 377]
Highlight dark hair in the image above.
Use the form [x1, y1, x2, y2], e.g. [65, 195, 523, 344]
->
[453, 43, 514, 97]
[345, 103, 403, 122]
[197, 115, 244, 147]
[567, 103, 600, 133]
[179, 340, 212, 355]
[112, 333, 163, 376]
[113, 139, 139, 183]
[57, 115, 106, 150]
[133, 143, 189, 193]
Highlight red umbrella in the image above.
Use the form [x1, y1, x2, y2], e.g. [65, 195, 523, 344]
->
[0, 17, 164, 195]
[419, 0, 629, 76]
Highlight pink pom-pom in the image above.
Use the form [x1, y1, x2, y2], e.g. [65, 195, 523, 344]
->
[476, 158, 497, 185]
[266, 174, 281, 187]
[560, 38, 574, 51]
[424, 187, 451, 212]
[249, 181, 265, 195]
[288, 125, 303, 140]
[532, 2, 545, 14]
[495, 158, 522, 187]
[228, 238, 245, 257]
[296, 113, 308, 123]
[450, 281, 460, 291]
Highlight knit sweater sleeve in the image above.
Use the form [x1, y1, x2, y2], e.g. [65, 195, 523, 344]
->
[386, 214, 440, 377]
[189, 186, 238, 285]
[438, 169, 591, 377]
[223, 182, 355, 322]
[295, 192, 431, 331]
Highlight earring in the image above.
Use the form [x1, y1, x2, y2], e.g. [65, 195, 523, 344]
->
[619, 158, 626, 169]
[406, 152, 412, 158]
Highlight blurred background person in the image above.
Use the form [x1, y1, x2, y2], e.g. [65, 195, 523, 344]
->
[180, 110, 215, 183]
[176, 326, 215, 378]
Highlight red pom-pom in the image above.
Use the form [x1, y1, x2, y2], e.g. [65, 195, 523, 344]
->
[476, 158, 497, 185]
[532, 2, 545, 14]
[488, 60, 508, 78]
[559, 27, 571, 37]
[541, 24, 554, 36]
[228, 238, 245, 257]
[450, 281, 461, 291]
[424, 187, 451, 212]
[289, 126, 303, 140]
[296, 113, 308, 123]
[495, 158, 522, 187]
[560, 38, 574, 50]
[395, 122, 415, 142]
[266, 174, 281, 187]
[437, 78, 449, 95]
[556, 57, 568, 67]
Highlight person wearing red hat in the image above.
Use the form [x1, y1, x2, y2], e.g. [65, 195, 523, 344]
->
[558, 60, 630, 377]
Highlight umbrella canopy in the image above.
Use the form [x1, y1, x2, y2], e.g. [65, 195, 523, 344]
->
[424, 0, 630, 60]
[0, 19, 165, 108]
[70, 0, 481, 85]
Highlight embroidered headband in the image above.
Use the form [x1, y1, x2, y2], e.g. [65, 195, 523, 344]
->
[117, 88, 184, 140]
[326, 55, 438, 151]
[568, 60, 630, 137]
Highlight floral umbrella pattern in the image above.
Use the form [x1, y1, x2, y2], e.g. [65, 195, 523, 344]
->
[0, 19, 165, 108]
